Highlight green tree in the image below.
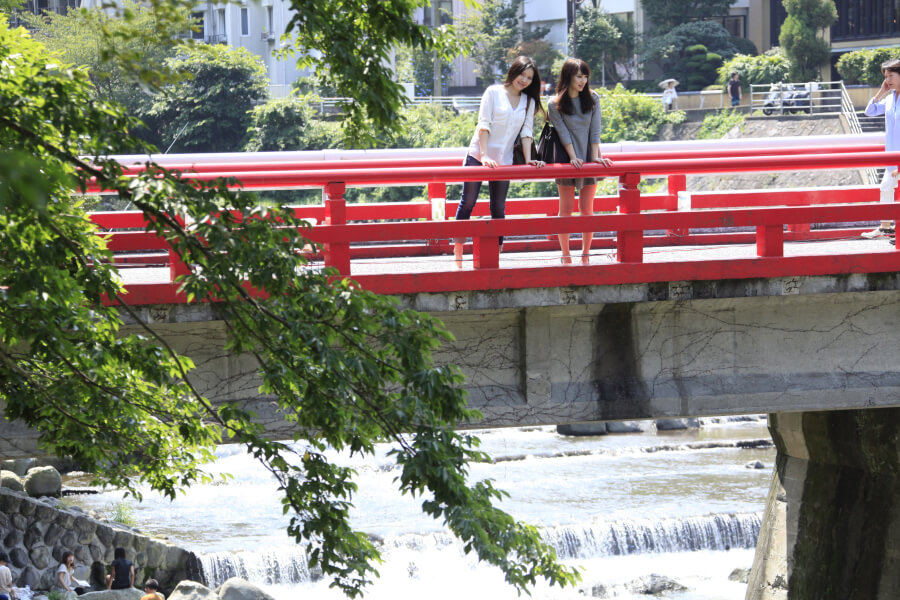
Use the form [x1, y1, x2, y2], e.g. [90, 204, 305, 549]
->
[572, 7, 635, 84]
[0, 15, 579, 598]
[395, 44, 452, 96]
[20, 1, 192, 149]
[458, 0, 524, 83]
[640, 0, 734, 30]
[597, 84, 685, 142]
[149, 44, 269, 153]
[683, 44, 723, 89]
[779, 0, 837, 81]
[717, 48, 792, 90]
[281, 0, 474, 144]
[641, 21, 742, 90]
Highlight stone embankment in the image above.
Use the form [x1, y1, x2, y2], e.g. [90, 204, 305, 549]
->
[658, 114, 866, 191]
[0, 486, 200, 594]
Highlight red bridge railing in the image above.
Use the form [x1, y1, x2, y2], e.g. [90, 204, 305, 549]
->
[91, 143, 900, 305]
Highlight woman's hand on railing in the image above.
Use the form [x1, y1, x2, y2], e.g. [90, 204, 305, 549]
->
[482, 157, 499, 168]
[569, 157, 584, 169]
[527, 160, 545, 168]
[593, 156, 612, 167]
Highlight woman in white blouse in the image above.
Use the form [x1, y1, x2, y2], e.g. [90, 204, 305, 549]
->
[453, 56, 545, 266]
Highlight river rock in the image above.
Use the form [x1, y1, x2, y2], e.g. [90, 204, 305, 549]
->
[605, 421, 646, 434]
[556, 423, 607, 436]
[729, 567, 751, 583]
[1, 470, 25, 492]
[2, 458, 33, 476]
[168, 580, 218, 600]
[80, 589, 144, 600]
[588, 582, 611, 597]
[624, 573, 688, 594]
[745, 460, 767, 469]
[655, 418, 701, 431]
[217, 577, 276, 600]
[23, 466, 62, 497]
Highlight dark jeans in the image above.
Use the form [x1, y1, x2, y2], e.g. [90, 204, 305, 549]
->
[454, 155, 510, 245]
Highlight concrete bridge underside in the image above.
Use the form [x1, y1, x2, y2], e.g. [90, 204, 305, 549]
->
[2, 272, 900, 600]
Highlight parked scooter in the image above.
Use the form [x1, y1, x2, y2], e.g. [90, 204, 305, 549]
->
[763, 83, 811, 115]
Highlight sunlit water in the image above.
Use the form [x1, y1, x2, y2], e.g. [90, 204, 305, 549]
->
[64, 418, 775, 600]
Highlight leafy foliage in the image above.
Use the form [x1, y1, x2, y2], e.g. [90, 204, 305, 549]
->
[696, 109, 746, 139]
[20, 1, 192, 149]
[0, 14, 579, 598]
[457, 0, 525, 83]
[779, 0, 836, 81]
[641, 21, 744, 90]
[394, 44, 452, 96]
[836, 47, 898, 86]
[280, 0, 474, 145]
[571, 6, 635, 84]
[717, 48, 792, 89]
[149, 43, 269, 153]
[683, 44, 723, 90]
[597, 85, 686, 143]
[640, 0, 734, 30]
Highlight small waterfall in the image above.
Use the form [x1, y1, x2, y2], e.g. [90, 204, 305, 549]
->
[542, 512, 762, 560]
[198, 547, 313, 588]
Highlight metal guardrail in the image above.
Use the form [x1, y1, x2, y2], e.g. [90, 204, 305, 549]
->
[748, 81, 843, 116]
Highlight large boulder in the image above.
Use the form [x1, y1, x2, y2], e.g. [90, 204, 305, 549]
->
[654, 418, 701, 431]
[624, 573, 687, 594]
[1, 470, 24, 492]
[217, 578, 275, 600]
[556, 423, 607, 436]
[23, 466, 62, 497]
[605, 421, 646, 434]
[1, 458, 33, 476]
[168, 581, 218, 600]
[80, 589, 144, 600]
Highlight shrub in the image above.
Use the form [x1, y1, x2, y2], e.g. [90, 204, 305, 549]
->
[717, 48, 792, 90]
[836, 47, 900, 86]
[697, 109, 746, 139]
[598, 84, 686, 143]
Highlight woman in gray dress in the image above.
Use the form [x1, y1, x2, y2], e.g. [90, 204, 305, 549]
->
[548, 58, 610, 263]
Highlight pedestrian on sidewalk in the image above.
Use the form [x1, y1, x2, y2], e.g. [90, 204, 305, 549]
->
[862, 58, 900, 239]
[726, 72, 742, 107]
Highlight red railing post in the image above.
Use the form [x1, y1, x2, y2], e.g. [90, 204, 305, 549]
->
[324, 182, 350, 275]
[666, 174, 688, 241]
[472, 232, 500, 269]
[427, 182, 449, 250]
[168, 215, 191, 283]
[757, 225, 784, 257]
[617, 173, 643, 263]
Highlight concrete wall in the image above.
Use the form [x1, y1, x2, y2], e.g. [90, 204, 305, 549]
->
[747, 409, 900, 600]
[3, 274, 900, 458]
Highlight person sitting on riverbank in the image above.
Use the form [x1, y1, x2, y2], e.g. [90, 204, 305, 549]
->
[140, 579, 163, 600]
[0, 551, 16, 600]
[89, 561, 107, 591]
[107, 547, 134, 590]
[54, 551, 87, 597]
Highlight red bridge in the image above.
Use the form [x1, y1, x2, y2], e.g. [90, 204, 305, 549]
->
[90, 135, 900, 306]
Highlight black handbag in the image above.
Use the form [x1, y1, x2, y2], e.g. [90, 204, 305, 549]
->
[536, 122, 568, 164]
[512, 135, 537, 165]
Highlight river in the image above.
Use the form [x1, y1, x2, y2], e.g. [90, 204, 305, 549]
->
[65, 417, 775, 600]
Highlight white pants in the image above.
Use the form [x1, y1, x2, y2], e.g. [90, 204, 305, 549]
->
[880, 168, 898, 203]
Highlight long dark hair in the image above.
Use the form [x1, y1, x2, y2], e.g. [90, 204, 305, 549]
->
[504, 55, 546, 118]
[555, 58, 595, 115]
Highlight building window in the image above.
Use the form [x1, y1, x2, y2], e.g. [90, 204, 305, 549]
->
[703, 15, 746, 37]
[191, 11, 205, 40]
[266, 6, 273, 34]
[241, 7, 249, 36]
[832, 0, 900, 40]
[423, 0, 452, 26]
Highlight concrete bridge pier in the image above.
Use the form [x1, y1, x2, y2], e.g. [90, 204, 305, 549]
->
[747, 408, 900, 600]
